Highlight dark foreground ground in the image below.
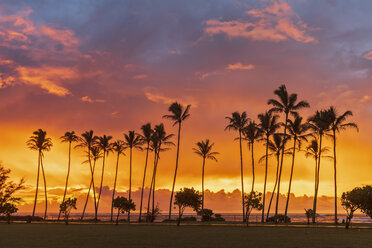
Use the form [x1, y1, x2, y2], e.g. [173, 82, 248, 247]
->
[0, 223, 372, 248]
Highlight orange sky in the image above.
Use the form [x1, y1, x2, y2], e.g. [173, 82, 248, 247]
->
[0, 0, 372, 212]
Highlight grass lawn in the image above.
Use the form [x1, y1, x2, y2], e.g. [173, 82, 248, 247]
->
[0, 223, 372, 248]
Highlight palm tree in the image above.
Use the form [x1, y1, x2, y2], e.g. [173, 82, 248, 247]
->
[326, 107, 358, 224]
[259, 134, 290, 221]
[138, 123, 153, 222]
[308, 110, 332, 223]
[192, 139, 219, 217]
[225, 111, 249, 221]
[283, 117, 310, 222]
[257, 111, 281, 222]
[81, 146, 102, 220]
[96, 135, 113, 214]
[76, 130, 98, 220]
[163, 102, 191, 220]
[26, 129, 53, 220]
[268, 84, 309, 219]
[123, 130, 143, 222]
[57, 131, 79, 221]
[110, 140, 126, 222]
[243, 121, 262, 193]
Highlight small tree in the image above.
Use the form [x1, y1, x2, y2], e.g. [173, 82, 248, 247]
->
[244, 191, 263, 226]
[304, 208, 313, 225]
[197, 208, 214, 222]
[59, 198, 77, 225]
[1, 203, 18, 224]
[113, 196, 136, 225]
[341, 188, 364, 229]
[357, 185, 372, 219]
[174, 188, 201, 226]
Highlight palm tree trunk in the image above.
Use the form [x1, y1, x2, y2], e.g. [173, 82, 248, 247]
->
[32, 151, 41, 218]
[116, 209, 120, 225]
[40, 157, 47, 220]
[239, 131, 246, 222]
[128, 147, 132, 222]
[87, 148, 98, 221]
[111, 152, 120, 222]
[58, 142, 71, 221]
[267, 154, 280, 221]
[152, 151, 160, 222]
[251, 142, 255, 193]
[284, 139, 296, 222]
[146, 151, 157, 222]
[139, 143, 150, 222]
[97, 150, 106, 214]
[81, 159, 96, 220]
[201, 157, 206, 219]
[169, 122, 182, 220]
[261, 136, 269, 223]
[312, 135, 323, 223]
[275, 114, 288, 220]
[333, 131, 337, 224]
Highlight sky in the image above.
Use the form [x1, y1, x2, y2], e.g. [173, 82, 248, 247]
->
[0, 0, 372, 213]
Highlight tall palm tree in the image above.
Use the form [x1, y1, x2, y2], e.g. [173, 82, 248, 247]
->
[268, 84, 309, 219]
[163, 102, 191, 220]
[326, 107, 358, 224]
[110, 140, 126, 222]
[283, 117, 310, 222]
[81, 146, 102, 220]
[27, 129, 53, 220]
[257, 111, 281, 223]
[57, 131, 79, 221]
[192, 139, 219, 217]
[76, 130, 98, 220]
[225, 111, 249, 221]
[96, 135, 113, 214]
[138, 123, 153, 222]
[259, 134, 290, 221]
[243, 121, 262, 193]
[308, 110, 332, 223]
[123, 130, 143, 222]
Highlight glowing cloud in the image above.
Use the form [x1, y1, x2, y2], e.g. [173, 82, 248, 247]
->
[226, 63, 254, 70]
[363, 50, 372, 60]
[81, 96, 106, 103]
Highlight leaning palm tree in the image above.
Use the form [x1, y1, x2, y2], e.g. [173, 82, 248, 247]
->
[308, 110, 332, 223]
[268, 84, 309, 219]
[283, 117, 310, 222]
[96, 135, 113, 214]
[110, 140, 126, 222]
[81, 146, 102, 220]
[57, 131, 79, 221]
[326, 106, 358, 224]
[138, 123, 153, 222]
[76, 130, 98, 220]
[243, 121, 262, 193]
[225, 111, 249, 221]
[123, 130, 143, 222]
[192, 139, 219, 217]
[27, 129, 53, 220]
[163, 102, 191, 220]
[257, 111, 281, 222]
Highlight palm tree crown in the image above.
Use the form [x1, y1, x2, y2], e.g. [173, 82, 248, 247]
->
[257, 111, 281, 137]
[112, 140, 126, 155]
[60, 131, 79, 144]
[287, 117, 310, 149]
[96, 135, 113, 152]
[123, 131, 143, 149]
[243, 121, 262, 146]
[193, 139, 219, 161]
[327, 106, 359, 134]
[27, 129, 53, 152]
[140, 123, 154, 145]
[163, 102, 191, 126]
[225, 112, 249, 132]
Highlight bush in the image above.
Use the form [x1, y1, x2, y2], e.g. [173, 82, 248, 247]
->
[267, 214, 291, 223]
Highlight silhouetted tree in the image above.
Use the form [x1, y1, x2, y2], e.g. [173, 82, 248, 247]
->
[268, 84, 309, 221]
[27, 129, 53, 220]
[163, 102, 191, 220]
[244, 191, 263, 226]
[341, 187, 364, 229]
[110, 140, 126, 222]
[304, 208, 313, 225]
[327, 107, 358, 224]
[58, 131, 78, 221]
[59, 197, 77, 225]
[257, 111, 280, 222]
[123, 130, 143, 222]
[113, 196, 135, 225]
[225, 111, 249, 221]
[192, 139, 219, 218]
[174, 187, 201, 226]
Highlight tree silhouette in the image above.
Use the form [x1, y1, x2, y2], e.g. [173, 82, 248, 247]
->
[225, 111, 249, 222]
[59, 197, 77, 225]
[244, 191, 263, 226]
[257, 111, 280, 222]
[192, 139, 219, 218]
[163, 102, 191, 220]
[110, 140, 126, 222]
[58, 131, 78, 221]
[123, 130, 143, 222]
[327, 106, 358, 224]
[268, 84, 309, 221]
[113, 196, 135, 225]
[26, 129, 53, 220]
[174, 187, 201, 226]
